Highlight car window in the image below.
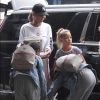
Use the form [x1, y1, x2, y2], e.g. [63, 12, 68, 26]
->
[0, 14, 28, 41]
[67, 12, 88, 42]
[45, 12, 88, 42]
[0, 14, 28, 61]
[85, 13, 100, 42]
[45, 12, 75, 41]
[0, 13, 28, 88]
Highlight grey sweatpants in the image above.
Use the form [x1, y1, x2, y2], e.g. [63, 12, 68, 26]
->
[47, 68, 96, 100]
[14, 74, 40, 100]
[68, 68, 96, 100]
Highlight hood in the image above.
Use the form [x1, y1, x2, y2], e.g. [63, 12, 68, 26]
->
[11, 0, 48, 10]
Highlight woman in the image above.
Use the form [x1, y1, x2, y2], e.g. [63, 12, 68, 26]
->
[14, 3, 53, 100]
[19, 3, 53, 81]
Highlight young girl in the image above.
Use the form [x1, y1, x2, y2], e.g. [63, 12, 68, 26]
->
[47, 28, 96, 100]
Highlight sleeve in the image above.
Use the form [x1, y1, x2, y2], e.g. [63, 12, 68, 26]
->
[17, 25, 25, 47]
[45, 24, 53, 52]
[73, 46, 82, 54]
[73, 46, 88, 64]
[19, 26, 25, 43]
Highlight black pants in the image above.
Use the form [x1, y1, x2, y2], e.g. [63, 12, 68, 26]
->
[56, 87, 69, 100]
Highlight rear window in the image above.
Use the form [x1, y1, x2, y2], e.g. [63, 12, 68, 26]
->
[45, 12, 88, 42]
[85, 12, 100, 42]
[0, 14, 28, 41]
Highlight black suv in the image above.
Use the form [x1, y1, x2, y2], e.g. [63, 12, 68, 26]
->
[0, 1, 100, 100]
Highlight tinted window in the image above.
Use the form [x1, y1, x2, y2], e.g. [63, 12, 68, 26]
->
[0, 14, 28, 41]
[67, 12, 88, 42]
[85, 13, 100, 41]
[0, 13, 28, 88]
[45, 12, 75, 41]
[45, 12, 88, 42]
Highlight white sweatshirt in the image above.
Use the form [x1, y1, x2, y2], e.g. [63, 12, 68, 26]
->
[18, 22, 52, 52]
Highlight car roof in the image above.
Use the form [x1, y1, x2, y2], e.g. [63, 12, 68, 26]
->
[11, 3, 100, 14]
[2, 0, 100, 15]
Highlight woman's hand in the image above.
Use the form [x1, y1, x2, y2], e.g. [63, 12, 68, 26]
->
[40, 51, 50, 59]
[40, 49, 51, 59]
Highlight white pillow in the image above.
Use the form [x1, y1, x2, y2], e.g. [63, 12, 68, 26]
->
[11, 44, 36, 69]
[56, 54, 83, 72]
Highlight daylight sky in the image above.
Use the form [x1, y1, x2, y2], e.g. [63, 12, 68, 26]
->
[0, 0, 11, 19]
[1, 0, 11, 4]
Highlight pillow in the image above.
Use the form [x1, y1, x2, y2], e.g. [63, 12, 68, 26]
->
[11, 44, 36, 69]
[24, 36, 42, 51]
[56, 54, 83, 72]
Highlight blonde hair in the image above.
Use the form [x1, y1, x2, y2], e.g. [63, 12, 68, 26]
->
[56, 28, 70, 49]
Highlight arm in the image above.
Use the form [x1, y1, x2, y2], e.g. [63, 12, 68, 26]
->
[73, 46, 87, 63]
[40, 24, 53, 59]
[17, 26, 25, 48]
